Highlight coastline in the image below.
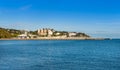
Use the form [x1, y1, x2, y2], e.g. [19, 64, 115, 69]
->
[0, 37, 107, 40]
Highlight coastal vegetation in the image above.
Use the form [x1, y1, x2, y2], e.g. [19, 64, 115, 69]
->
[0, 27, 22, 38]
[0, 28, 11, 38]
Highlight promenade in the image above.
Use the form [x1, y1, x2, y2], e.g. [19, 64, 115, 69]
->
[0, 37, 106, 40]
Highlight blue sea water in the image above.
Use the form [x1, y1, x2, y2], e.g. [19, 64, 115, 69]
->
[0, 39, 120, 70]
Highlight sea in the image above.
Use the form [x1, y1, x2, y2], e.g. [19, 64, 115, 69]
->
[0, 39, 120, 70]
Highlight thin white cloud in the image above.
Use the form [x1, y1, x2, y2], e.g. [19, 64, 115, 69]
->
[19, 4, 32, 10]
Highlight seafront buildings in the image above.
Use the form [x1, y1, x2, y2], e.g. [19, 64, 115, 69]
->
[37, 28, 90, 38]
[1, 27, 105, 40]
[16, 28, 90, 39]
[37, 28, 54, 37]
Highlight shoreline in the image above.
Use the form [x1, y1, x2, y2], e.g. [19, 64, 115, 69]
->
[0, 37, 108, 40]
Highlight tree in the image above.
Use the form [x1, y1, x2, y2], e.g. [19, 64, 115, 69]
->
[0, 29, 11, 38]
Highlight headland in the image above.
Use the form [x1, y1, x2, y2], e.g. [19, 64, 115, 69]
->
[0, 27, 108, 40]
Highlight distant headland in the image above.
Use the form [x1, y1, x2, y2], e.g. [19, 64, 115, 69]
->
[0, 27, 109, 40]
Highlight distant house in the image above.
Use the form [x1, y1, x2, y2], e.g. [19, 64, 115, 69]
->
[18, 34, 28, 39]
[47, 29, 54, 37]
[68, 32, 77, 37]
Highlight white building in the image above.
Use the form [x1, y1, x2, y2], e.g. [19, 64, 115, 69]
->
[68, 32, 77, 37]
[18, 34, 28, 39]
[48, 29, 53, 37]
[18, 31, 37, 39]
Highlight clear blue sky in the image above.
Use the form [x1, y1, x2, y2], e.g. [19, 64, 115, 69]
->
[0, 0, 120, 38]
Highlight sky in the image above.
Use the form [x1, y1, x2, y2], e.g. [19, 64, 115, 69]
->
[0, 0, 120, 38]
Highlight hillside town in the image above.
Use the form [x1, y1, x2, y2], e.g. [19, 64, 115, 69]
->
[0, 27, 91, 39]
[17, 28, 90, 39]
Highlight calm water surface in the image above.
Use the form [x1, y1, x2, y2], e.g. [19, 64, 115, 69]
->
[0, 39, 120, 70]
